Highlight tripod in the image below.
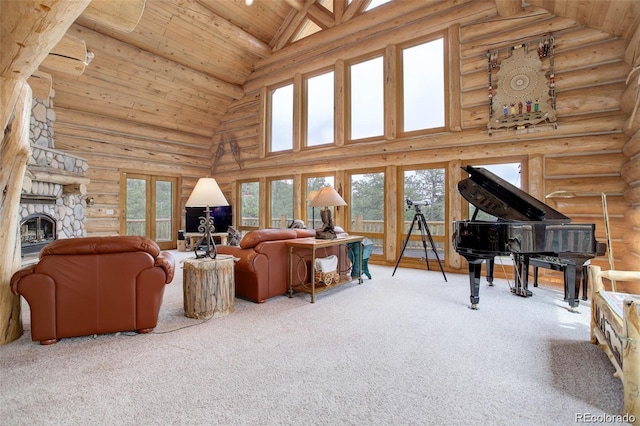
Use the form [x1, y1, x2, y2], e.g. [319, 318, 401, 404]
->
[392, 203, 447, 282]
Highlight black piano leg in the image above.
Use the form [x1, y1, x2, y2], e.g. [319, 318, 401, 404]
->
[467, 260, 484, 310]
[485, 258, 495, 286]
[582, 264, 588, 301]
[564, 265, 579, 312]
[533, 266, 539, 287]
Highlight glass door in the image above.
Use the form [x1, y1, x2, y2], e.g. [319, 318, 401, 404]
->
[121, 173, 178, 250]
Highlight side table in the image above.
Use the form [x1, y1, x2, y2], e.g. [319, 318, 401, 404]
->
[286, 236, 364, 303]
[182, 255, 236, 319]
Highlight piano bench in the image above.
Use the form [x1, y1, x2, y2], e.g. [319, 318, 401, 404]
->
[529, 256, 587, 307]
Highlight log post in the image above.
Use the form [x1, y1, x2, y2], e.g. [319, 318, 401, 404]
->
[0, 0, 92, 344]
[0, 78, 32, 344]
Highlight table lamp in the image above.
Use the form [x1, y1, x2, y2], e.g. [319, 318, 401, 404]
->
[310, 186, 347, 239]
[307, 190, 319, 229]
[185, 177, 229, 258]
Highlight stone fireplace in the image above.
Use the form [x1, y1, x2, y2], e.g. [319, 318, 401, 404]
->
[19, 95, 89, 259]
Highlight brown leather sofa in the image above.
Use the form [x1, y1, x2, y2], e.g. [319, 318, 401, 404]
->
[11, 236, 175, 345]
[217, 228, 317, 303]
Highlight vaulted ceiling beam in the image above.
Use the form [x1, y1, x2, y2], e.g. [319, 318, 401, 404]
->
[334, 0, 345, 24]
[342, 0, 368, 22]
[272, 0, 316, 51]
[308, 3, 335, 30]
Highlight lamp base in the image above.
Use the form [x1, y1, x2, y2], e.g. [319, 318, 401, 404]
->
[316, 206, 337, 239]
[194, 235, 217, 259]
[193, 207, 217, 258]
[315, 229, 337, 240]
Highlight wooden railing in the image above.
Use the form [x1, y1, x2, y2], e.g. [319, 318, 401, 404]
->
[126, 216, 446, 250]
[126, 218, 172, 241]
[240, 217, 445, 235]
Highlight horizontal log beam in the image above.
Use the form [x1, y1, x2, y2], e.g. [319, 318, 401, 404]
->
[0, 0, 91, 79]
[40, 33, 87, 76]
[28, 167, 91, 186]
[81, 0, 146, 33]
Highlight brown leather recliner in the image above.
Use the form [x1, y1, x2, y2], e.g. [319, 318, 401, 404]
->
[11, 236, 175, 345]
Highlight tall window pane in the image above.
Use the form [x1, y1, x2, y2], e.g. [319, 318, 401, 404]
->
[350, 57, 384, 140]
[270, 84, 293, 152]
[306, 71, 334, 146]
[403, 38, 445, 132]
[270, 178, 293, 228]
[349, 172, 384, 254]
[126, 178, 146, 236]
[240, 181, 259, 228]
[155, 180, 173, 242]
[402, 168, 446, 260]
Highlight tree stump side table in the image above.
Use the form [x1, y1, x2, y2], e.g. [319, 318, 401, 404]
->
[182, 255, 236, 319]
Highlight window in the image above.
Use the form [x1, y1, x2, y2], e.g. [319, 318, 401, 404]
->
[305, 71, 335, 147]
[402, 38, 445, 132]
[121, 173, 178, 250]
[239, 180, 259, 229]
[269, 178, 293, 228]
[401, 167, 446, 261]
[349, 56, 384, 140]
[269, 83, 294, 152]
[305, 175, 335, 229]
[347, 171, 385, 255]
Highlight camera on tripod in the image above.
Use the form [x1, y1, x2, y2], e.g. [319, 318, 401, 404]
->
[393, 197, 447, 281]
[405, 198, 429, 209]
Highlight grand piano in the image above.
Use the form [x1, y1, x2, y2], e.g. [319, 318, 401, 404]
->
[452, 165, 606, 311]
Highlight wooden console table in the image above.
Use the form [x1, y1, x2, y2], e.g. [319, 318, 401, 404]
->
[182, 255, 235, 319]
[286, 236, 363, 303]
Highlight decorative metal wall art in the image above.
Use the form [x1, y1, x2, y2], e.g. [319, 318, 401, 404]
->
[487, 35, 557, 135]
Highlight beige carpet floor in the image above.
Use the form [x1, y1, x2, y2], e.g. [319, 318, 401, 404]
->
[0, 250, 628, 425]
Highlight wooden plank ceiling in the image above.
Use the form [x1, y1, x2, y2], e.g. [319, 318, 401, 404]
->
[46, 0, 640, 141]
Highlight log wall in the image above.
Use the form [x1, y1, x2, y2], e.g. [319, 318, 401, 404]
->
[53, 103, 212, 236]
[205, 3, 637, 289]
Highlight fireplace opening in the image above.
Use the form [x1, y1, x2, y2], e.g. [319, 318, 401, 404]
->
[21, 213, 56, 256]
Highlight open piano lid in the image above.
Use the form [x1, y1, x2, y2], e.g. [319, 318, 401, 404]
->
[458, 165, 569, 222]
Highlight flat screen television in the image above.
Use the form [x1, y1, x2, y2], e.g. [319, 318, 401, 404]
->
[185, 206, 233, 234]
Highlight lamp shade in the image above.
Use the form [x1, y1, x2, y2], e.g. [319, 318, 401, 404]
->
[185, 178, 229, 207]
[307, 190, 319, 202]
[310, 186, 347, 207]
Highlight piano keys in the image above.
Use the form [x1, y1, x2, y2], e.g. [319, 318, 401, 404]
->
[452, 165, 606, 311]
